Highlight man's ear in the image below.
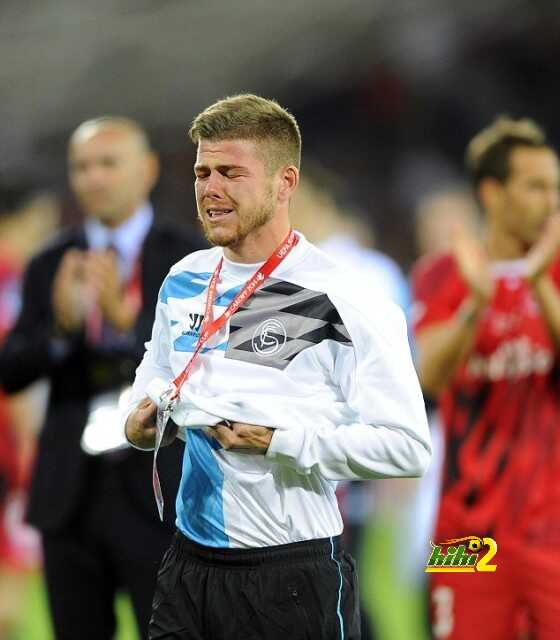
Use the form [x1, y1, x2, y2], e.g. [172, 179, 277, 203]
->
[277, 165, 299, 204]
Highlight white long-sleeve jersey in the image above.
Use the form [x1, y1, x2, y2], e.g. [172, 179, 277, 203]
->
[126, 234, 431, 548]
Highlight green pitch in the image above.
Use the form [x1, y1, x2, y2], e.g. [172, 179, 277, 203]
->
[12, 572, 138, 640]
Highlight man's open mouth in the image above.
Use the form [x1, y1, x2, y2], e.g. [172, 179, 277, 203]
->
[207, 208, 233, 220]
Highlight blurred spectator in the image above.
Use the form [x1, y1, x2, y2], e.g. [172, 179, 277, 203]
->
[292, 170, 409, 308]
[0, 118, 204, 640]
[412, 117, 560, 639]
[0, 184, 60, 638]
[415, 188, 481, 257]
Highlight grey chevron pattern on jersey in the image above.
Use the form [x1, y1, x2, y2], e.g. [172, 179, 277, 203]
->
[225, 278, 352, 370]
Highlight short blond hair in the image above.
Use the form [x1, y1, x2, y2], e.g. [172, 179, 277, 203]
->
[466, 116, 549, 186]
[189, 94, 301, 172]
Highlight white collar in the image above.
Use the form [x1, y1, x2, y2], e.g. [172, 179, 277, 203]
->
[489, 258, 528, 278]
[220, 231, 308, 279]
[84, 203, 153, 277]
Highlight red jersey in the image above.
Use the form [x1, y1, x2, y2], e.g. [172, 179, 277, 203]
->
[0, 255, 22, 488]
[412, 253, 560, 545]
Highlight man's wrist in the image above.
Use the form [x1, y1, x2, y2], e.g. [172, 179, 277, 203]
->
[528, 272, 554, 301]
[52, 313, 82, 336]
[525, 246, 556, 285]
[457, 298, 484, 326]
[526, 264, 548, 288]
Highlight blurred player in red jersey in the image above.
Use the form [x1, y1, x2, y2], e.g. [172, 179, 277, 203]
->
[412, 117, 560, 640]
[0, 186, 59, 635]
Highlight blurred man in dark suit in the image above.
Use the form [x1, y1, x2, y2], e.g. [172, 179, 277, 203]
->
[0, 117, 204, 639]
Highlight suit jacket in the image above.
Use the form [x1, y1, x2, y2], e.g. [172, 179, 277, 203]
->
[0, 220, 204, 532]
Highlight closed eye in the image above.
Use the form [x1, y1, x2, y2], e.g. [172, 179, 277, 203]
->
[194, 169, 209, 180]
[194, 164, 249, 180]
[224, 170, 246, 179]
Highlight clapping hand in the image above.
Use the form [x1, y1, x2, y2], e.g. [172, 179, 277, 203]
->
[52, 249, 91, 333]
[87, 249, 136, 332]
[526, 213, 560, 283]
[452, 224, 494, 306]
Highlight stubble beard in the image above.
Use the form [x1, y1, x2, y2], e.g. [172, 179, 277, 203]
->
[198, 192, 274, 249]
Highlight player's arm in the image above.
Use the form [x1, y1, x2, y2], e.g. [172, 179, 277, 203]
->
[415, 295, 484, 396]
[122, 289, 174, 450]
[415, 227, 494, 396]
[526, 214, 560, 352]
[265, 298, 432, 480]
[208, 298, 431, 477]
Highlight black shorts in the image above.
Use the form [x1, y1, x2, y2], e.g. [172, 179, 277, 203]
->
[149, 530, 361, 640]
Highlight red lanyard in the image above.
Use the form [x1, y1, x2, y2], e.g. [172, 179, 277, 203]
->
[170, 228, 299, 398]
[153, 230, 298, 520]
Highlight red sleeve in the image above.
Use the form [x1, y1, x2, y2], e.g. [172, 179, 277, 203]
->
[547, 252, 560, 289]
[410, 253, 469, 334]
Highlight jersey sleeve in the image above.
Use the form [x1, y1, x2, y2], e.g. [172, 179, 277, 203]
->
[266, 292, 431, 481]
[411, 253, 467, 334]
[120, 282, 174, 444]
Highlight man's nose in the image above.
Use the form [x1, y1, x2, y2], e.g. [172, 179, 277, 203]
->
[202, 172, 225, 199]
[81, 164, 108, 187]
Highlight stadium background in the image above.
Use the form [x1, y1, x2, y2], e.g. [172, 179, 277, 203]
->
[2, 1, 559, 638]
